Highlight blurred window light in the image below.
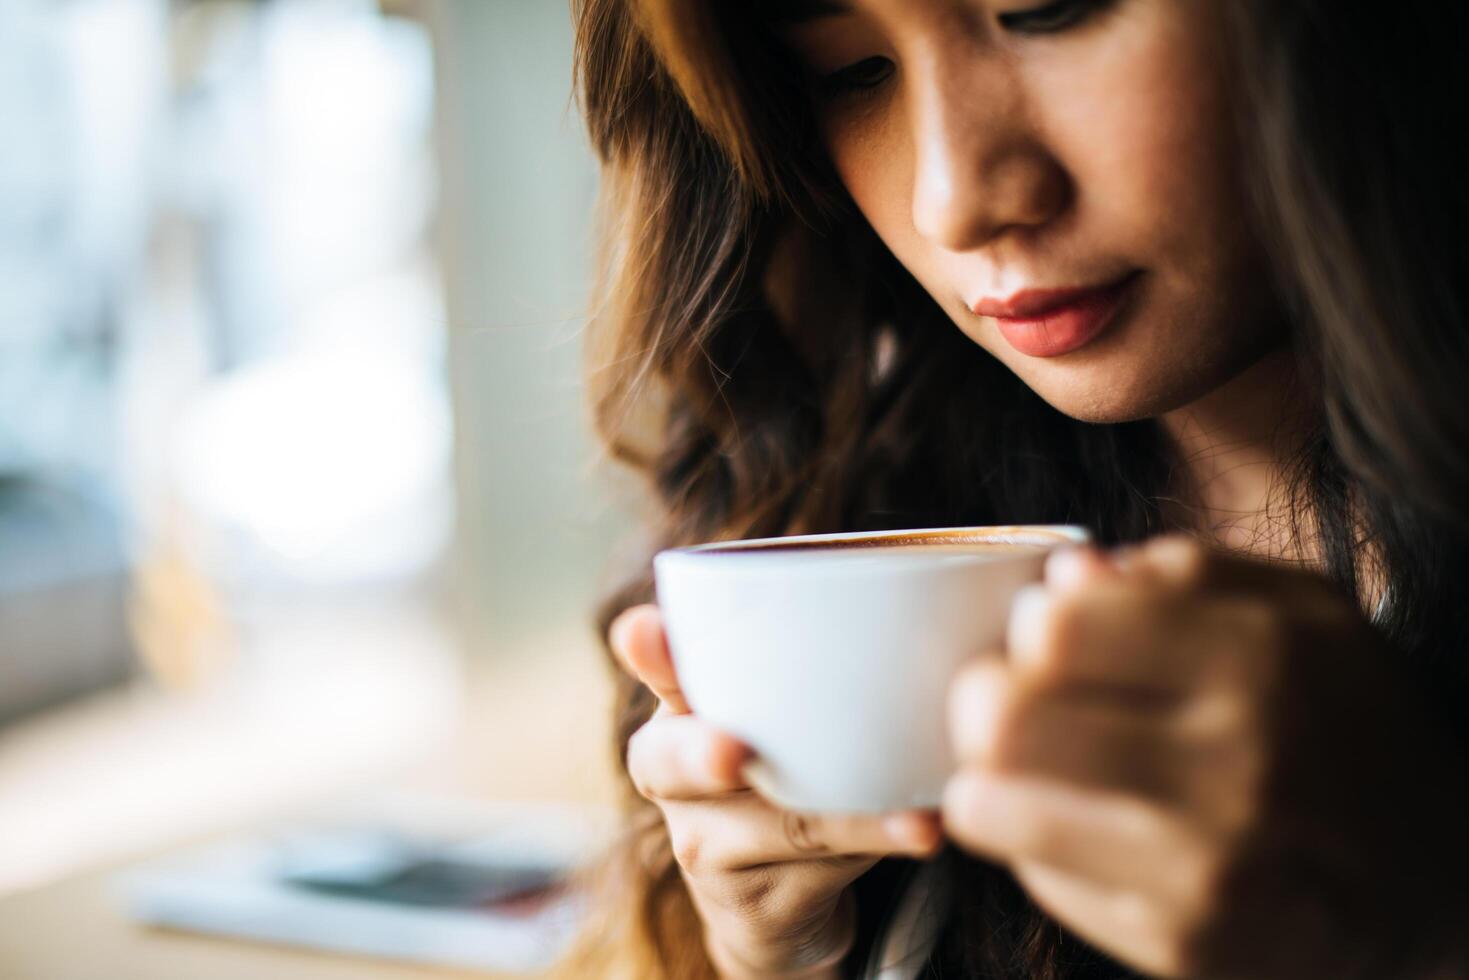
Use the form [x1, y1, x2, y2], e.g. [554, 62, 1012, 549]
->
[149, 0, 450, 595]
[0, 0, 168, 722]
[0, 0, 462, 894]
[1, 0, 450, 702]
[0, 0, 164, 480]
[172, 346, 451, 589]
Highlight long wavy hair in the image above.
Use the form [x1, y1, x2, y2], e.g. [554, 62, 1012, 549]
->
[557, 0, 1469, 976]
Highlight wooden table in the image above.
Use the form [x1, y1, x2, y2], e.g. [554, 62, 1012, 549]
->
[0, 621, 623, 979]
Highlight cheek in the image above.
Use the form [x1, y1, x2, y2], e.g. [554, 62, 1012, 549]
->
[826, 106, 941, 290]
[1008, 5, 1274, 416]
[828, 2, 1252, 310]
[821, 1, 1275, 422]
[1035, 5, 1246, 284]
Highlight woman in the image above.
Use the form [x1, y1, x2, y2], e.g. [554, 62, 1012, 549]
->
[563, 0, 1469, 976]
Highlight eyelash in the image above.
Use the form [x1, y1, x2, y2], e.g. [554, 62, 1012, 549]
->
[815, 56, 895, 101]
[996, 0, 1111, 34]
[814, 0, 1112, 102]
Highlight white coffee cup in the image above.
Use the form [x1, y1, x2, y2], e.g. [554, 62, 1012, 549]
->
[653, 525, 1090, 813]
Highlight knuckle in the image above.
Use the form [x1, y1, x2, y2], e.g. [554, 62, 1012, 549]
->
[1232, 604, 1290, 694]
[1046, 594, 1087, 650]
[1212, 744, 1268, 836]
[781, 811, 830, 855]
[626, 723, 667, 800]
[669, 825, 705, 873]
[1182, 697, 1274, 832]
[629, 769, 659, 803]
[1157, 537, 1211, 591]
[985, 696, 1029, 772]
[1183, 686, 1258, 742]
[1030, 595, 1087, 676]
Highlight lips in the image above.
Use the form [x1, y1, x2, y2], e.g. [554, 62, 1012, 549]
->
[970, 272, 1141, 358]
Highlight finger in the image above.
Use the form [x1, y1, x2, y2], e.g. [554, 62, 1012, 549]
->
[1006, 585, 1277, 695]
[609, 604, 691, 714]
[627, 713, 752, 801]
[950, 663, 1201, 806]
[1044, 545, 1123, 593]
[606, 604, 648, 676]
[1123, 535, 1330, 603]
[948, 656, 1011, 764]
[727, 806, 944, 867]
[1012, 860, 1187, 979]
[677, 795, 943, 870]
[942, 770, 1213, 905]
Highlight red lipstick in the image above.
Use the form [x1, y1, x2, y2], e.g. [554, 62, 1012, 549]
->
[971, 272, 1140, 358]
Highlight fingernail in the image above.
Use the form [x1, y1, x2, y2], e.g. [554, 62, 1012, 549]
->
[1006, 584, 1052, 661]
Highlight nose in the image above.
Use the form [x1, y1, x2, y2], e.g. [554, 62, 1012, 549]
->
[908, 53, 1070, 252]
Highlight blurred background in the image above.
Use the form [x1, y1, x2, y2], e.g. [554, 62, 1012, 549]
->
[0, 0, 633, 930]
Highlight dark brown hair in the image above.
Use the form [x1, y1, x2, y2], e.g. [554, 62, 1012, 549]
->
[559, 0, 1469, 975]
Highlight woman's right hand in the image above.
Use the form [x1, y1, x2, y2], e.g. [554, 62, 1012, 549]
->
[609, 604, 944, 980]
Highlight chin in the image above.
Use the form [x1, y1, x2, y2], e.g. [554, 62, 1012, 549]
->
[1007, 356, 1229, 425]
[976, 305, 1278, 426]
[1031, 384, 1182, 424]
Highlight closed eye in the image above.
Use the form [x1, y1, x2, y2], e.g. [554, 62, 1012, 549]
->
[996, 0, 1113, 35]
[817, 55, 895, 100]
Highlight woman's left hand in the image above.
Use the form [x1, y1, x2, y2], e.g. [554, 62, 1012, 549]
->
[942, 536, 1469, 979]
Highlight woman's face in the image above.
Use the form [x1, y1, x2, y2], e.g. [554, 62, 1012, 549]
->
[778, 0, 1282, 422]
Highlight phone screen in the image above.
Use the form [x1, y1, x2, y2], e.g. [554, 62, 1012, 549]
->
[275, 830, 569, 909]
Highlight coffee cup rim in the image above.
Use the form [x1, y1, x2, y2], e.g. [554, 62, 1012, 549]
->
[655, 524, 1091, 564]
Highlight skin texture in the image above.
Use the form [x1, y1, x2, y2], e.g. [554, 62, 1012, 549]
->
[609, 604, 944, 980]
[784, 0, 1282, 425]
[605, 1, 1469, 976]
[945, 539, 1469, 977]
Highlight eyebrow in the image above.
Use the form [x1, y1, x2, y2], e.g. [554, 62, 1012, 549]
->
[759, 0, 852, 26]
